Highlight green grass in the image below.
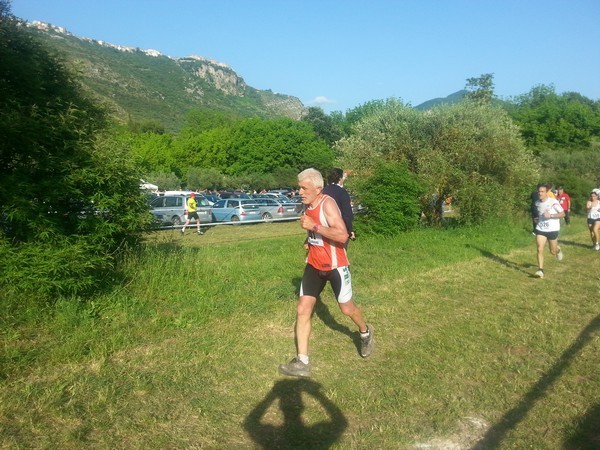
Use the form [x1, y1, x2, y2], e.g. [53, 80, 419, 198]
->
[1, 218, 598, 449]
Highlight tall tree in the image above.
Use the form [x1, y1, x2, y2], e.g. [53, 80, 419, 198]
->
[300, 107, 342, 146]
[0, 0, 11, 18]
[465, 73, 495, 104]
[0, 11, 104, 242]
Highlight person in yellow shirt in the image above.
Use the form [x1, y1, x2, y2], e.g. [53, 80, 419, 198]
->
[181, 193, 204, 235]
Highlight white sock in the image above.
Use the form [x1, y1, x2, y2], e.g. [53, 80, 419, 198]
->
[298, 354, 309, 364]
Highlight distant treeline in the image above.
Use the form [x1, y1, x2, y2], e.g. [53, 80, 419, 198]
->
[128, 83, 600, 200]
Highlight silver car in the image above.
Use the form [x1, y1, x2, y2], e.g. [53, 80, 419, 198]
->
[252, 198, 300, 222]
[211, 199, 261, 224]
[150, 194, 213, 226]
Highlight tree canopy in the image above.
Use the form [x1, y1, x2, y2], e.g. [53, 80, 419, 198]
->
[508, 84, 600, 148]
[300, 106, 343, 146]
[465, 73, 495, 105]
[129, 116, 335, 188]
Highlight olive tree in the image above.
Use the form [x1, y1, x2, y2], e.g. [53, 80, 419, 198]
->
[337, 100, 538, 226]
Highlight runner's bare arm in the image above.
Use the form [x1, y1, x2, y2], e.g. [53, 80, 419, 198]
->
[321, 197, 349, 244]
[299, 197, 348, 244]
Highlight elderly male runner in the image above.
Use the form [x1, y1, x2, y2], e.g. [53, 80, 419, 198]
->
[279, 168, 373, 378]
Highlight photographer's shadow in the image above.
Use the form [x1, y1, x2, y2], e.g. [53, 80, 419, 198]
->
[244, 378, 348, 449]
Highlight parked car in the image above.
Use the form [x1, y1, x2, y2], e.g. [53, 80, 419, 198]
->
[269, 189, 291, 195]
[251, 198, 300, 222]
[150, 194, 213, 226]
[350, 195, 367, 215]
[203, 194, 220, 205]
[252, 192, 292, 203]
[219, 191, 250, 199]
[287, 196, 305, 214]
[211, 199, 261, 223]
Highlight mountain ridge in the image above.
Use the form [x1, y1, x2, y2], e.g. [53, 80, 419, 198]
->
[414, 90, 468, 110]
[24, 20, 307, 131]
[24, 20, 473, 129]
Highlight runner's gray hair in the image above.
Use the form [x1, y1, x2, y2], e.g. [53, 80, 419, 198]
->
[298, 168, 324, 189]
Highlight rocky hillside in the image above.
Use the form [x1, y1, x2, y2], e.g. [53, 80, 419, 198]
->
[24, 21, 306, 131]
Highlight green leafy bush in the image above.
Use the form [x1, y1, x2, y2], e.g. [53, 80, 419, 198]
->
[537, 145, 600, 214]
[353, 162, 425, 235]
[0, 12, 149, 301]
[0, 235, 108, 299]
[452, 174, 503, 226]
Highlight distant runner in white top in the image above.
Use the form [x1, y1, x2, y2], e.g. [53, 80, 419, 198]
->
[586, 190, 600, 250]
[533, 183, 565, 278]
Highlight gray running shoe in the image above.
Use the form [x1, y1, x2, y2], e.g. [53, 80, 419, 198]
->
[278, 357, 311, 378]
[180, 228, 185, 235]
[197, 230, 204, 235]
[360, 324, 374, 358]
[535, 269, 544, 278]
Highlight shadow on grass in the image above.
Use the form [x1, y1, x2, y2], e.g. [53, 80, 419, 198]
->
[314, 299, 362, 356]
[244, 378, 348, 449]
[472, 314, 600, 449]
[466, 245, 536, 276]
[559, 239, 593, 250]
[563, 403, 600, 449]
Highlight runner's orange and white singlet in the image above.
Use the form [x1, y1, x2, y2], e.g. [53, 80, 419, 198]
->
[305, 195, 349, 270]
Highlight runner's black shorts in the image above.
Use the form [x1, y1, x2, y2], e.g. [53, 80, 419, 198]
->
[299, 264, 353, 303]
[534, 229, 559, 240]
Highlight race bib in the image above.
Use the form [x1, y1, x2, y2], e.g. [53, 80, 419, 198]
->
[538, 219, 550, 230]
[308, 231, 324, 247]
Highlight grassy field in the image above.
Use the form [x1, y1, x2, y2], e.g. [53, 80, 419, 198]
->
[1, 218, 598, 449]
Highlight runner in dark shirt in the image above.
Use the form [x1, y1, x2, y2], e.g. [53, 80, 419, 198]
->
[323, 168, 354, 247]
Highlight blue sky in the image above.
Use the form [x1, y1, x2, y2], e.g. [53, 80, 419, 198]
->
[11, 0, 600, 113]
